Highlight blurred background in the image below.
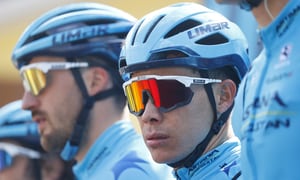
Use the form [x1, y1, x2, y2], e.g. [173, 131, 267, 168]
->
[0, 0, 261, 106]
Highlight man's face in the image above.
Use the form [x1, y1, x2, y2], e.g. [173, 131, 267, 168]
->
[131, 67, 215, 164]
[21, 56, 83, 153]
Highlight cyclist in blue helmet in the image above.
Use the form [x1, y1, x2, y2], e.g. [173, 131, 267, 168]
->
[0, 100, 74, 180]
[119, 2, 250, 179]
[215, 0, 300, 179]
[11, 2, 173, 180]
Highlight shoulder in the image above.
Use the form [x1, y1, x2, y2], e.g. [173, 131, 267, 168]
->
[113, 151, 174, 180]
[188, 138, 241, 180]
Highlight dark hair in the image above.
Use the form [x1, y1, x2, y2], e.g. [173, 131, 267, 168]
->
[203, 66, 240, 88]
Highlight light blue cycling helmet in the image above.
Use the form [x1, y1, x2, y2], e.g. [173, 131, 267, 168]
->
[0, 100, 41, 152]
[11, 3, 136, 161]
[119, 2, 250, 81]
[12, 2, 136, 69]
[119, 2, 250, 168]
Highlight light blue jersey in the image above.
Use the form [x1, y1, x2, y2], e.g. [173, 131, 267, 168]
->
[174, 137, 241, 180]
[73, 120, 174, 180]
[232, 0, 300, 179]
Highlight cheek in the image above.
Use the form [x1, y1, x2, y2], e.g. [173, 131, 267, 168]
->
[50, 78, 83, 133]
[190, 89, 213, 121]
[178, 90, 214, 142]
[60, 91, 82, 126]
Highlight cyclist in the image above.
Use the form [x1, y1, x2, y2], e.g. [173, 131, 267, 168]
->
[11, 2, 173, 180]
[0, 100, 74, 180]
[215, 0, 300, 179]
[119, 2, 250, 179]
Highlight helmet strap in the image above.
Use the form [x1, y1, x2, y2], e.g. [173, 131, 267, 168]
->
[60, 58, 118, 161]
[168, 70, 232, 168]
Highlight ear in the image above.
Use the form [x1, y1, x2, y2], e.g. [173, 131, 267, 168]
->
[215, 79, 236, 114]
[83, 67, 111, 96]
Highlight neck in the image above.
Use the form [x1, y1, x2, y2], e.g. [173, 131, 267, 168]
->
[74, 99, 124, 162]
[203, 120, 234, 154]
[252, 0, 289, 27]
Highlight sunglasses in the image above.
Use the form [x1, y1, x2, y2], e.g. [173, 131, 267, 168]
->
[20, 62, 88, 96]
[0, 142, 40, 171]
[123, 75, 222, 116]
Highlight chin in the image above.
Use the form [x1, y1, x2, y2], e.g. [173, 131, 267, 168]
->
[41, 138, 50, 152]
[150, 151, 173, 164]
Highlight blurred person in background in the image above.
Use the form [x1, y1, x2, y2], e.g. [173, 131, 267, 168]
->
[203, 0, 262, 60]
[11, 2, 174, 180]
[215, 0, 300, 179]
[0, 100, 74, 180]
[119, 2, 250, 179]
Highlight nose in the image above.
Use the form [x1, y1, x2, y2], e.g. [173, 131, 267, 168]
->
[140, 98, 163, 124]
[22, 91, 39, 111]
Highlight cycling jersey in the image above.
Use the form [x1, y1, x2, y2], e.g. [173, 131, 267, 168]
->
[73, 120, 174, 180]
[174, 137, 241, 180]
[232, 0, 300, 179]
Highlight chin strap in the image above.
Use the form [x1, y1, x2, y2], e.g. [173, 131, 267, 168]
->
[168, 71, 233, 168]
[60, 141, 79, 161]
[61, 59, 120, 161]
[239, 0, 263, 11]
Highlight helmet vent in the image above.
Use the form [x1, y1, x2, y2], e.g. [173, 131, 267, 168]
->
[165, 19, 202, 39]
[143, 15, 165, 43]
[195, 33, 228, 45]
[24, 32, 47, 45]
[131, 19, 144, 45]
[149, 50, 188, 60]
[119, 58, 127, 69]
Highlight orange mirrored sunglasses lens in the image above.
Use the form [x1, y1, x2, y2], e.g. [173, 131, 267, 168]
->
[125, 79, 162, 114]
[125, 78, 195, 115]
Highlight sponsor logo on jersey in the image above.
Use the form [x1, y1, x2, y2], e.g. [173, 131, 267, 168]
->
[276, 5, 300, 37]
[266, 71, 293, 84]
[243, 91, 288, 121]
[189, 149, 220, 176]
[241, 91, 292, 139]
[241, 118, 290, 140]
[274, 44, 292, 69]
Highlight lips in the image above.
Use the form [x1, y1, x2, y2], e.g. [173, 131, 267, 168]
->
[32, 114, 47, 134]
[145, 133, 169, 148]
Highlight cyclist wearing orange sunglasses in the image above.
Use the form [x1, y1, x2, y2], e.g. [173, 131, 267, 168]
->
[11, 2, 173, 180]
[119, 2, 250, 180]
